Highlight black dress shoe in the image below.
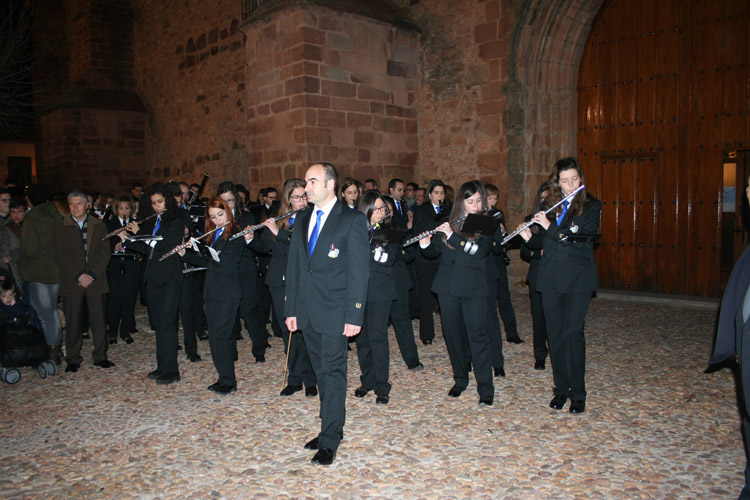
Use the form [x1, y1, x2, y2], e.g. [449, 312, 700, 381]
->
[65, 363, 80, 373]
[354, 387, 370, 398]
[255, 355, 265, 363]
[448, 385, 465, 397]
[408, 362, 424, 371]
[280, 384, 303, 396]
[569, 400, 586, 414]
[479, 396, 493, 406]
[94, 359, 115, 368]
[494, 367, 506, 377]
[197, 333, 208, 341]
[507, 336, 525, 344]
[375, 395, 389, 404]
[304, 437, 320, 450]
[210, 383, 237, 394]
[146, 369, 162, 380]
[187, 353, 201, 362]
[156, 373, 181, 385]
[422, 339, 432, 345]
[177, 344, 183, 351]
[108, 338, 117, 345]
[123, 337, 134, 344]
[534, 360, 546, 370]
[305, 386, 318, 397]
[549, 394, 568, 410]
[311, 447, 336, 465]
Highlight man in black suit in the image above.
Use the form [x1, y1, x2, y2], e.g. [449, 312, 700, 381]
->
[388, 178, 408, 228]
[285, 162, 369, 466]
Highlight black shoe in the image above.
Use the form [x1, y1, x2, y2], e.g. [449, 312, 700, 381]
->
[569, 400, 586, 414]
[494, 367, 506, 377]
[422, 339, 432, 345]
[108, 338, 117, 345]
[304, 437, 320, 450]
[448, 385, 465, 398]
[280, 384, 303, 396]
[123, 337, 134, 344]
[94, 359, 115, 368]
[408, 362, 424, 371]
[177, 344, 183, 351]
[305, 386, 318, 397]
[479, 396, 493, 406]
[129, 327, 138, 334]
[82, 333, 90, 339]
[209, 382, 236, 394]
[255, 355, 265, 363]
[65, 363, 80, 373]
[376, 395, 389, 404]
[197, 333, 208, 341]
[507, 336, 525, 344]
[549, 394, 568, 410]
[146, 369, 162, 380]
[311, 447, 336, 465]
[156, 373, 181, 385]
[187, 353, 202, 362]
[534, 360, 545, 370]
[354, 386, 370, 398]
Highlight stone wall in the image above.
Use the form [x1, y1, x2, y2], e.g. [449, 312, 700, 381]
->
[242, 4, 420, 187]
[131, 0, 249, 195]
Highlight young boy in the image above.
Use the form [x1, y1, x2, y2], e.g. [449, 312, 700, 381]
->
[0, 280, 42, 334]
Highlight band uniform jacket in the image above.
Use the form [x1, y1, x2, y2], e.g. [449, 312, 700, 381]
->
[536, 194, 602, 294]
[180, 232, 244, 302]
[106, 217, 140, 270]
[366, 237, 399, 302]
[411, 202, 447, 264]
[125, 216, 186, 286]
[420, 231, 493, 298]
[284, 200, 369, 334]
[54, 215, 110, 297]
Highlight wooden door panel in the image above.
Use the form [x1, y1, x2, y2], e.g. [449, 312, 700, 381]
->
[599, 157, 620, 287]
[635, 156, 658, 290]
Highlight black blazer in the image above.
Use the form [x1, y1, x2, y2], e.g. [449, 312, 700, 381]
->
[366, 241, 399, 302]
[125, 215, 186, 286]
[421, 231, 493, 298]
[285, 200, 369, 334]
[181, 232, 244, 301]
[536, 194, 602, 294]
[411, 203, 447, 263]
[258, 224, 292, 288]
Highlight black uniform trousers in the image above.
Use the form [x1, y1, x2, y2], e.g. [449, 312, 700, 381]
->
[415, 261, 439, 342]
[236, 272, 267, 358]
[191, 271, 207, 337]
[269, 285, 316, 388]
[303, 327, 348, 451]
[207, 297, 240, 387]
[485, 277, 505, 371]
[390, 283, 420, 368]
[178, 275, 198, 357]
[149, 279, 182, 377]
[356, 299, 394, 397]
[495, 259, 519, 339]
[527, 261, 548, 362]
[64, 293, 108, 365]
[438, 292, 494, 399]
[106, 258, 139, 339]
[541, 290, 590, 401]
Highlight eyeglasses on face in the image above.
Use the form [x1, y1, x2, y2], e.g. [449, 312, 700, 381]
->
[289, 194, 307, 202]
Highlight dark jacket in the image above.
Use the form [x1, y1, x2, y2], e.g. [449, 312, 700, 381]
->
[181, 231, 245, 302]
[54, 215, 110, 296]
[18, 202, 62, 284]
[421, 231, 493, 298]
[124, 215, 186, 286]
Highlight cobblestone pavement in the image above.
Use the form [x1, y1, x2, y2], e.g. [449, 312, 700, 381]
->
[0, 294, 743, 499]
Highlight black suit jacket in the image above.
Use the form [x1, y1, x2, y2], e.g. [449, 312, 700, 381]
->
[536, 194, 602, 294]
[124, 216, 186, 286]
[285, 200, 369, 334]
[181, 232, 244, 301]
[421, 231, 493, 298]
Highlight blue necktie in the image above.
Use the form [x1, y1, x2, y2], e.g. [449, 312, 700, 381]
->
[557, 201, 569, 225]
[211, 227, 223, 246]
[396, 201, 402, 217]
[436, 205, 440, 214]
[153, 216, 161, 235]
[308, 210, 324, 257]
[289, 217, 295, 227]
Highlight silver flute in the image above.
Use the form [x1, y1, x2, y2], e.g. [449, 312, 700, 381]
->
[228, 206, 309, 241]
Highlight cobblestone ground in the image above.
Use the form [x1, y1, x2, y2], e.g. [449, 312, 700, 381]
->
[0, 294, 742, 500]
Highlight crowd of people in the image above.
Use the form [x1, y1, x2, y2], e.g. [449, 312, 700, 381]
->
[0, 158, 601, 465]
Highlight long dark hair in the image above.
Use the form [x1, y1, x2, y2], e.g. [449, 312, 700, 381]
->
[205, 197, 238, 239]
[441, 180, 487, 248]
[138, 183, 179, 232]
[339, 177, 362, 207]
[357, 190, 389, 225]
[546, 157, 587, 220]
[528, 181, 550, 235]
[278, 178, 306, 230]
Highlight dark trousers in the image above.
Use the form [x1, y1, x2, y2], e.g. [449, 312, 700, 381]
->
[269, 285, 316, 387]
[356, 300, 393, 397]
[178, 276, 197, 356]
[496, 261, 519, 339]
[149, 279, 182, 377]
[438, 293, 494, 399]
[63, 292, 108, 365]
[390, 282, 420, 368]
[237, 274, 267, 357]
[106, 260, 139, 339]
[527, 263, 548, 362]
[206, 298, 240, 387]
[303, 328, 349, 451]
[542, 290, 591, 401]
[741, 417, 750, 500]
[415, 262, 438, 342]
[486, 279, 505, 371]
[191, 271, 207, 336]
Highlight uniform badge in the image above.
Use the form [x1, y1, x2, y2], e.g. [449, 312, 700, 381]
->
[328, 244, 339, 258]
[570, 223, 579, 233]
[355, 303, 362, 309]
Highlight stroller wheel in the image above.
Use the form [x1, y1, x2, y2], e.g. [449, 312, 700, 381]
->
[38, 364, 48, 379]
[2, 368, 20, 384]
[44, 361, 58, 377]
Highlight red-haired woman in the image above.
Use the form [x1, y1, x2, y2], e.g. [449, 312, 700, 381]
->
[178, 197, 254, 393]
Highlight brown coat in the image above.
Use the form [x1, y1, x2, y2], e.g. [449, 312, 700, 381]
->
[53, 215, 110, 297]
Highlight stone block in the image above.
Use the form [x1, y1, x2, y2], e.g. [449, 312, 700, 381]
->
[291, 43, 324, 62]
[331, 97, 369, 113]
[328, 32, 353, 52]
[209, 28, 219, 44]
[318, 15, 341, 32]
[399, 152, 418, 166]
[359, 86, 389, 101]
[354, 130, 376, 148]
[373, 116, 404, 134]
[387, 60, 417, 79]
[301, 26, 326, 45]
[358, 149, 371, 162]
[271, 98, 291, 113]
[322, 80, 356, 98]
[347, 113, 372, 129]
[475, 22, 498, 44]
[318, 110, 346, 128]
[285, 76, 320, 96]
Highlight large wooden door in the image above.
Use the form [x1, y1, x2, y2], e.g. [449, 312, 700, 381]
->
[578, 0, 750, 297]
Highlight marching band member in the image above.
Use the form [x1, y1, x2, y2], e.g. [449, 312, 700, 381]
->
[105, 195, 139, 345]
[419, 180, 494, 405]
[339, 177, 361, 210]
